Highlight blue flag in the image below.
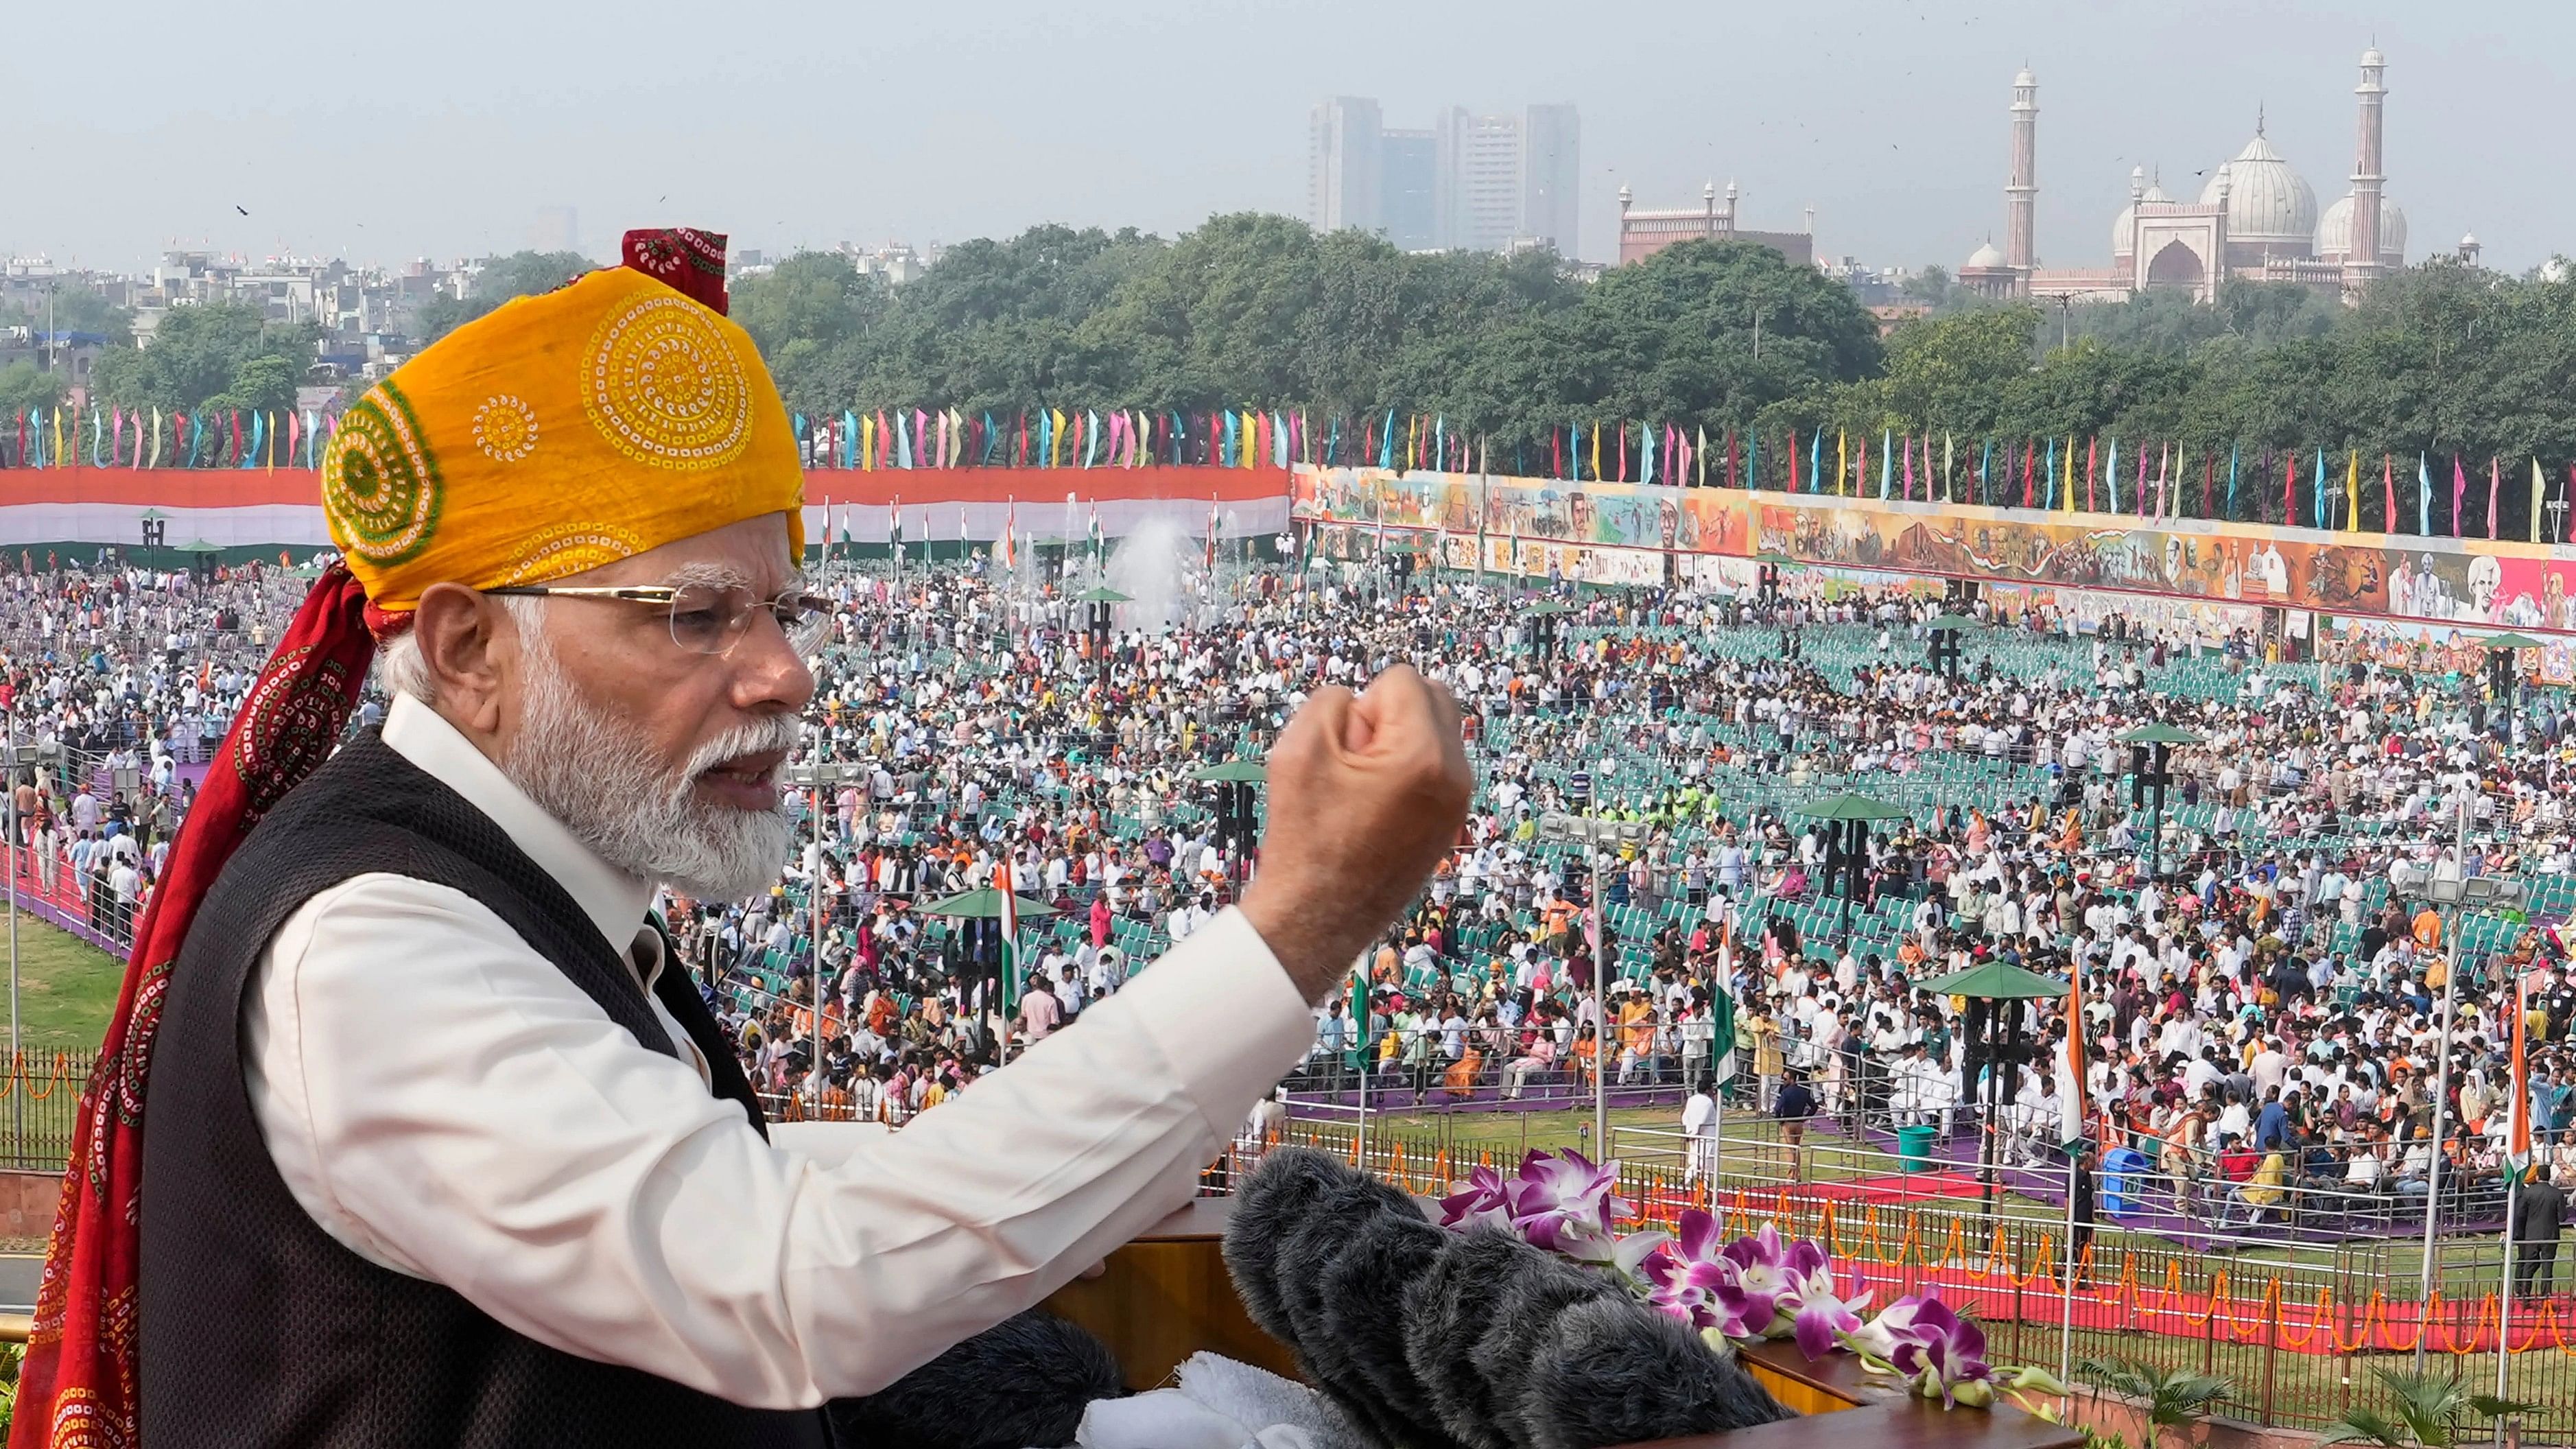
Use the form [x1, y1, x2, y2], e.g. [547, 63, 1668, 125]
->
[244, 410, 265, 469]
[1379, 410, 1395, 471]
[2107, 439, 2120, 514]
[2226, 443, 2239, 519]
[2418, 452, 2433, 536]
[1808, 429, 1822, 493]
[2312, 448, 2326, 529]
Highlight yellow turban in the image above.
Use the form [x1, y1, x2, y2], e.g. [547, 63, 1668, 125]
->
[320, 260, 804, 620]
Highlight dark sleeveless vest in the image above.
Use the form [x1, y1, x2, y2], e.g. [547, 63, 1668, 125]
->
[137, 731, 829, 1448]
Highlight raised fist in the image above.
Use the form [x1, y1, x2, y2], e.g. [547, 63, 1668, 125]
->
[1241, 666, 1474, 1000]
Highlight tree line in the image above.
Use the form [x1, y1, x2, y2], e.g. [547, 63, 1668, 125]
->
[21, 212, 2576, 484]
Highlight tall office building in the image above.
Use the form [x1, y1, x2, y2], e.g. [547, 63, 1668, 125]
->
[1308, 98, 1580, 256]
[1308, 97, 1384, 234]
[530, 206, 581, 255]
[1519, 104, 1581, 255]
[1380, 129, 1438, 251]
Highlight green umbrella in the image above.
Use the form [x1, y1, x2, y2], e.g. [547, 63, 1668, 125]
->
[1925, 613, 1981, 632]
[2116, 722, 2206, 746]
[916, 887, 1060, 920]
[1191, 759, 1268, 784]
[1072, 586, 1133, 604]
[174, 539, 223, 554]
[2483, 631, 2548, 650]
[1914, 958, 2070, 1000]
[1752, 552, 1795, 565]
[1524, 599, 1576, 616]
[1794, 793, 1910, 823]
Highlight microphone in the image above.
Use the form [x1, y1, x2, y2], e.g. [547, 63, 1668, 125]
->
[1319, 1208, 1458, 1449]
[1508, 1298, 1793, 1449]
[1400, 1229, 1579, 1449]
[825, 1309, 1124, 1449]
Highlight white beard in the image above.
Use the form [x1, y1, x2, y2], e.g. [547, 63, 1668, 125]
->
[500, 624, 799, 903]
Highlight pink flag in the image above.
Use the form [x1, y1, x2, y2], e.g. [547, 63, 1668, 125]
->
[285, 410, 301, 465]
[2136, 444, 2150, 518]
[110, 409, 124, 467]
[2452, 456, 2468, 537]
[2490, 458, 2501, 540]
[1902, 434, 1915, 500]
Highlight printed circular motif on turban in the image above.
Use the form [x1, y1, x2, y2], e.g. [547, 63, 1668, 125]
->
[472, 393, 539, 463]
[501, 522, 646, 586]
[582, 293, 752, 470]
[320, 381, 443, 566]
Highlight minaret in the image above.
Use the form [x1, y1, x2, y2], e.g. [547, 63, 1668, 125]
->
[2006, 67, 2038, 286]
[2348, 46, 2388, 287]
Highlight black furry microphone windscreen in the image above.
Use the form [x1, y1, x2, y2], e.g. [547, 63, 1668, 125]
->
[1226, 1148, 1795, 1449]
[825, 1310, 1125, 1449]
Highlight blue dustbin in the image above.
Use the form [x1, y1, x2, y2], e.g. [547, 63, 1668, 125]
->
[2101, 1146, 2150, 1216]
[1895, 1124, 1939, 1173]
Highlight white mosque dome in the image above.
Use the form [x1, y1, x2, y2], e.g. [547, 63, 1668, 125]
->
[2315, 193, 2407, 266]
[2110, 175, 2175, 259]
[1963, 239, 2006, 270]
[2201, 133, 2318, 255]
[2361, 46, 2386, 67]
[2542, 257, 2572, 285]
[2014, 67, 2036, 88]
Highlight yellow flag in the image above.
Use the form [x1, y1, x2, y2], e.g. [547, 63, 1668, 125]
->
[2346, 450, 2360, 532]
[2063, 438, 2076, 513]
[1590, 424, 1601, 482]
[1050, 409, 1067, 467]
[1837, 431, 1848, 497]
[860, 414, 875, 470]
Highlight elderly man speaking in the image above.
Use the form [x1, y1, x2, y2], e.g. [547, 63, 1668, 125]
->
[15, 229, 1472, 1449]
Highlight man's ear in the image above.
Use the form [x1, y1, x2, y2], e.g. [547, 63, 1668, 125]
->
[411, 583, 512, 735]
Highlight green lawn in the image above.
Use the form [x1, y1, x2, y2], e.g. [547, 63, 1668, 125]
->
[0, 912, 121, 1057]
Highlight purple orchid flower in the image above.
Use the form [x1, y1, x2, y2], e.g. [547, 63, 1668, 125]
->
[1840, 1294, 1932, 1361]
[1503, 1149, 1633, 1262]
[1882, 1297, 1994, 1407]
[1640, 1213, 1870, 1355]
[1639, 1209, 1735, 1330]
[1437, 1164, 1515, 1233]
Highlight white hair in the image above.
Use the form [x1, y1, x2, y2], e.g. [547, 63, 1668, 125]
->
[373, 596, 545, 704]
[499, 608, 799, 902]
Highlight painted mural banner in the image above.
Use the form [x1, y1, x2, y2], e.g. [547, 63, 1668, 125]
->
[1291, 464, 2576, 639]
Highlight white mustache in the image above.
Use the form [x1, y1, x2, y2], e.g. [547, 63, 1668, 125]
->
[687, 715, 803, 778]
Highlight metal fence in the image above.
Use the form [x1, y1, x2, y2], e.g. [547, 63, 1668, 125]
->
[0, 1048, 94, 1175]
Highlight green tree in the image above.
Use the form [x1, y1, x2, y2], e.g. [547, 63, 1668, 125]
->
[0, 362, 66, 421]
[1874, 304, 2040, 434]
[415, 250, 593, 343]
[87, 303, 318, 416]
[0, 289, 135, 347]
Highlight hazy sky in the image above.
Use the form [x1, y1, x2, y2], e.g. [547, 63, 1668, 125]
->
[14, 0, 2568, 276]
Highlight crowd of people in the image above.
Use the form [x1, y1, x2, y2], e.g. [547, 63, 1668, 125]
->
[5, 541, 2573, 1245]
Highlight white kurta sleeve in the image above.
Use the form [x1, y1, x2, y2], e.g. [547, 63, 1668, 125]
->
[245, 881, 1311, 1409]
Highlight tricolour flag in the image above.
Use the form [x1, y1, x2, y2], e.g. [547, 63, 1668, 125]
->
[995, 858, 1022, 1008]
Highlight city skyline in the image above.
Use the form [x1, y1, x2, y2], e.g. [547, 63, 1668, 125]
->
[7, 0, 2568, 275]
